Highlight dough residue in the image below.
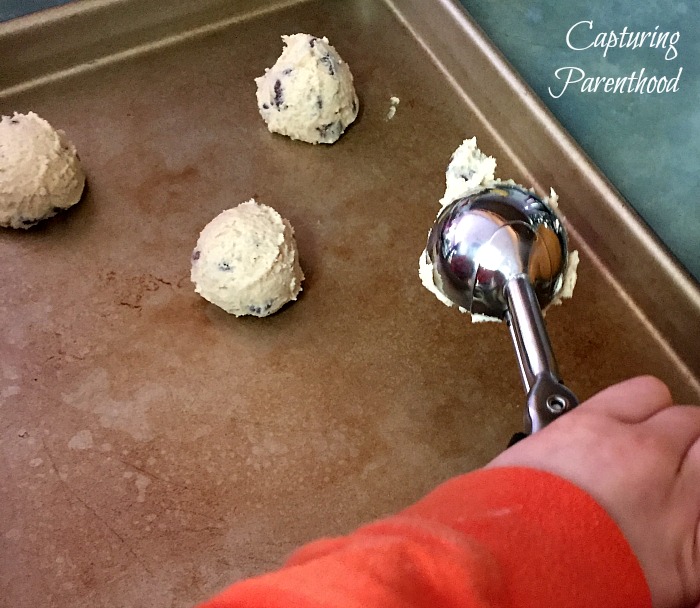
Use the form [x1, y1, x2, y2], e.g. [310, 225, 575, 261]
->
[440, 137, 497, 207]
[387, 96, 400, 120]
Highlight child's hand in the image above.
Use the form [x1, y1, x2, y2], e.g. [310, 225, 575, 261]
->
[487, 376, 700, 608]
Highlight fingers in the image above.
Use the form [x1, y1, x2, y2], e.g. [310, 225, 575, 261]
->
[643, 405, 700, 471]
[582, 376, 673, 424]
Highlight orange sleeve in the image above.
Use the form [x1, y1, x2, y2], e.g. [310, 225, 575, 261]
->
[198, 467, 651, 608]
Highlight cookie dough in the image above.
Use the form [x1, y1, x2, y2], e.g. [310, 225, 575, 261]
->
[387, 96, 400, 120]
[191, 200, 304, 317]
[255, 33, 359, 144]
[0, 112, 85, 229]
[440, 137, 497, 207]
[420, 137, 579, 320]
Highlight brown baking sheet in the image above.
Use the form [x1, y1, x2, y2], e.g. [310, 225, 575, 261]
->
[1, 0, 699, 606]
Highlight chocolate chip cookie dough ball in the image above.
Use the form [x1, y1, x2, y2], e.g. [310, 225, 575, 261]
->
[255, 33, 359, 144]
[191, 200, 304, 317]
[0, 112, 85, 229]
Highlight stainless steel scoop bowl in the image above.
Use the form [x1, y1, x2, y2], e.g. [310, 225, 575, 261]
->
[425, 184, 578, 435]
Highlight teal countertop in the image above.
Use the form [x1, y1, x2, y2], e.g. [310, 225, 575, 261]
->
[2, 0, 698, 280]
[460, 0, 698, 282]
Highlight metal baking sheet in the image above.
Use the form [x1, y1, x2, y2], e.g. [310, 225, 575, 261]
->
[2, 0, 698, 606]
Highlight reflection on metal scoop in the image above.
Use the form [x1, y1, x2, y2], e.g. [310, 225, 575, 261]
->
[425, 184, 578, 435]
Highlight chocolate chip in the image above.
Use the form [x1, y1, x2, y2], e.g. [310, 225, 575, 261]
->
[262, 103, 269, 110]
[309, 37, 317, 48]
[10, 118, 19, 124]
[192, 250, 201, 261]
[282, 68, 293, 75]
[19, 218, 39, 227]
[316, 96, 323, 110]
[218, 261, 233, 272]
[273, 79, 284, 108]
[319, 54, 335, 76]
[249, 300, 274, 315]
[317, 122, 342, 141]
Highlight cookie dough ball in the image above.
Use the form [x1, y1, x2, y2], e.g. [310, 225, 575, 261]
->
[0, 112, 85, 229]
[191, 200, 304, 317]
[255, 33, 359, 144]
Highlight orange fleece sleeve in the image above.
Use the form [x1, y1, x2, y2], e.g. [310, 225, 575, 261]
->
[198, 467, 651, 608]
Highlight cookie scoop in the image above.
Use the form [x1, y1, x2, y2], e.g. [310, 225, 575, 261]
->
[423, 184, 578, 435]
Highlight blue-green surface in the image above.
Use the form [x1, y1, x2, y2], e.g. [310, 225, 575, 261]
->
[0, 0, 70, 20]
[2, 0, 698, 280]
[459, 0, 699, 281]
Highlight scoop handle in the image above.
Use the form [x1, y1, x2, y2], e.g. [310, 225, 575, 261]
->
[505, 275, 578, 435]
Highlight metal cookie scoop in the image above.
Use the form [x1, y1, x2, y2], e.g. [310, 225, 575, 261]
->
[424, 184, 578, 436]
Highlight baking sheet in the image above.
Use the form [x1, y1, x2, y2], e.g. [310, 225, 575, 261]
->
[1, 0, 698, 606]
